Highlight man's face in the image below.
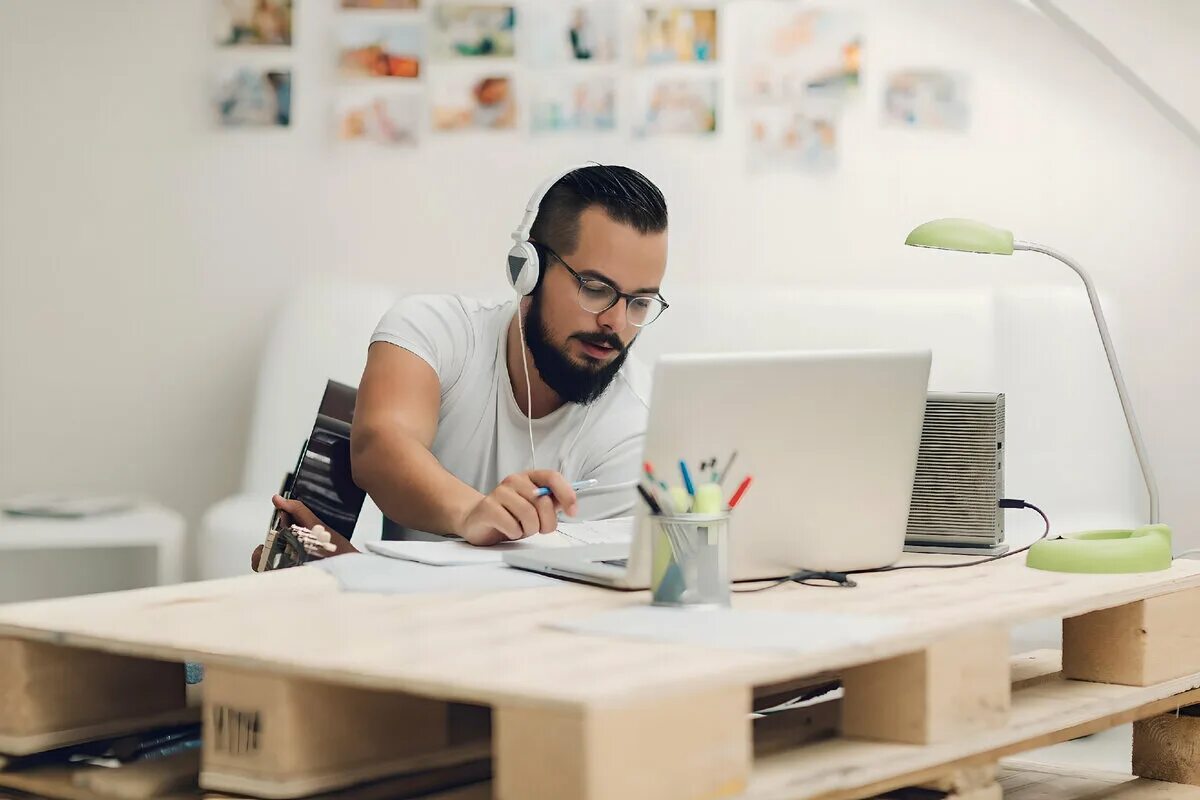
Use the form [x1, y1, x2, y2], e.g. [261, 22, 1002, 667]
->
[525, 206, 668, 404]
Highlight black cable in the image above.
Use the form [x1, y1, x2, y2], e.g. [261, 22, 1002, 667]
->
[733, 570, 855, 593]
[733, 499, 1051, 593]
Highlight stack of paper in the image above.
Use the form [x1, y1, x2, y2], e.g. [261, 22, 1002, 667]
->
[366, 517, 634, 566]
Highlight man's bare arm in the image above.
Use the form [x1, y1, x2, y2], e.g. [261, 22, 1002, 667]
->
[351, 343, 580, 545]
[351, 342, 484, 537]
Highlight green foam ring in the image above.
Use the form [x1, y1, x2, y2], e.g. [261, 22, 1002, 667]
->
[1025, 524, 1173, 573]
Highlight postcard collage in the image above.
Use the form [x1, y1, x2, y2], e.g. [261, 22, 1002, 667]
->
[214, 0, 970, 172]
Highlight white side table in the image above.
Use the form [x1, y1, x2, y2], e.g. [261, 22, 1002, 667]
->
[0, 505, 186, 601]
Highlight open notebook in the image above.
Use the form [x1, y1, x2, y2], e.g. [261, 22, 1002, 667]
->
[366, 517, 635, 566]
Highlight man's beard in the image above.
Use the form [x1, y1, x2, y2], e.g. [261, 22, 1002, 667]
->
[524, 291, 630, 405]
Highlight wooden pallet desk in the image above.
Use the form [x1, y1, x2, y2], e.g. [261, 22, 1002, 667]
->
[3, 555, 1200, 800]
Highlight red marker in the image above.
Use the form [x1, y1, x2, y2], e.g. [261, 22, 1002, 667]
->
[728, 476, 753, 509]
[644, 461, 668, 491]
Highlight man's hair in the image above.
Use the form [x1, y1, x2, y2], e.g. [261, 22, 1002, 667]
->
[529, 165, 668, 255]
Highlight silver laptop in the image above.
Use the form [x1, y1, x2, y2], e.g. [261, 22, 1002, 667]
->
[503, 350, 932, 588]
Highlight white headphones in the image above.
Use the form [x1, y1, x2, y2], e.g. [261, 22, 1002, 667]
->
[506, 163, 596, 296]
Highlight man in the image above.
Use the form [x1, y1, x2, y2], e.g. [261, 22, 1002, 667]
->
[266, 164, 670, 558]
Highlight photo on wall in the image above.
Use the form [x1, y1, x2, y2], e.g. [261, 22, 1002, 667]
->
[338, 21, 423, 79]
[341, 0, 419, 8]
[737, 5, 862, 104]
[215, 0, 293, 47]
[747, 104, 838, 173]
[884, 70, 970, 131]
[433, 5, 516, 58]
[636, 8, 718, 65]
[215, 67, 292, 127]
[337, 92, 421, 145]
[633, 76, 718, 136]
[431, 74, 516, 131]
[526, 1, 618, 65]
[531, 75, 616, 133]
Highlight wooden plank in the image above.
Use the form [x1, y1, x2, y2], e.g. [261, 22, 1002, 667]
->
[494, 685, 750, 800]
[199, 666, 460, 799]
[1133, 713, 1200, 785]
[1000, 761, 1200, 800]
[841, 629, 1010, 744]
[1011, 650, 1063, 690]
[1, 558, 1199, 712]
[742, 665, 1200, 800]
[754, 698, 841, 757]
[204, 760, 490, 800]
[1064, 588, 1200, 686]
[0, 638, 187, 755]
[74, 750, 200, 799]
[0, 761, 200, 800]
[0, 759, 488, 800]
[0, 707, 199, 759]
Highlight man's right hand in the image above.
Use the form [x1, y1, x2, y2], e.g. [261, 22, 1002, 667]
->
[458, 470, 579, 546]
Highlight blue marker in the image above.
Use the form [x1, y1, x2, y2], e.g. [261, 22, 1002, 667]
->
[679, 460, 696, 497]
[533, 479, 598, 498]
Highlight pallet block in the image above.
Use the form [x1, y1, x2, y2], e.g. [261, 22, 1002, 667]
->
[199, 666, 459, 799]
[494, 685, 750, 800]
[1133, 711, 1200, 785]
[0, 637, 187, 755]
[1064, 587, 1200, 686]
[840, 629, 1010, 744]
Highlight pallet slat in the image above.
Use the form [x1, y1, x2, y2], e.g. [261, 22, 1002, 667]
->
[744, 658, 1200, 800]
[2, 559, 1200, 710]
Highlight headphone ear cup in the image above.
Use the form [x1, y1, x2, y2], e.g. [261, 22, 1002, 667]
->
[506, 241, 541, 296]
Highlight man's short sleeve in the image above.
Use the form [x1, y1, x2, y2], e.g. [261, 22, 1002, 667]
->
[370, 295, 471, 396]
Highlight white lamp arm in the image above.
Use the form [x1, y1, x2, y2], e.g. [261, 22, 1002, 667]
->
[1014, 240, 1160, 524]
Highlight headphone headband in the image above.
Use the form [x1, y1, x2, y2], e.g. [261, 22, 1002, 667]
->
[510, 162, 597, 243]
[507, 162, 598, 296]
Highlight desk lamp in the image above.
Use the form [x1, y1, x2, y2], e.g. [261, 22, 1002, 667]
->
[904, 218, 1171, 573]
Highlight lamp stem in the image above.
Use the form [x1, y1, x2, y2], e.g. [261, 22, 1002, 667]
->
[1014, 240, 1159, 524]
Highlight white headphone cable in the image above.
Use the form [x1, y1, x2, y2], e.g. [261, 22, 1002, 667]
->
[516, 306, 537, 469]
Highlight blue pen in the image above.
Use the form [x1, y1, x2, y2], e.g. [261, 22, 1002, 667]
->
[533, 479, 598, 498]
[679, 460, 695, 497]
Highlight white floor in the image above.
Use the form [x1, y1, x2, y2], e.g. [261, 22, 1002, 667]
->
[1019, 725, 1132, 773]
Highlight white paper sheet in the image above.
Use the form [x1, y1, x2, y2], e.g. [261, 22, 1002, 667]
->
[314, 553, 561, 594]
[366, 517, 635, 566]
[551, 607, 910, 655]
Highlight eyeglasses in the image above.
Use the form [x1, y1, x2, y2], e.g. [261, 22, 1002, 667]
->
[539, 244, 670, 328]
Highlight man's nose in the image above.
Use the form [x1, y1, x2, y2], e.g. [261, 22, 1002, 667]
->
[595, 297, 629, 333]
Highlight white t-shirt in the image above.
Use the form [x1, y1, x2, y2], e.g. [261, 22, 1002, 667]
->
[370, 294, 650, 533]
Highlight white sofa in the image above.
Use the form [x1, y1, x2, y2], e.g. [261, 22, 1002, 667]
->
[197, 276, 1145, 582]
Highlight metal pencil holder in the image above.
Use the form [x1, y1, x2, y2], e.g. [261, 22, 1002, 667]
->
[650, 511, 731, 608]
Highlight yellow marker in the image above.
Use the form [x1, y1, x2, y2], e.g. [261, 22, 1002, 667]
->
[693, 482, 723, 515]
[668, 486, 692, 514]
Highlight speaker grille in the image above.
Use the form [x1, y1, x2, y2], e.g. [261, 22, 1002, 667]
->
[906, 392, 1005, 546]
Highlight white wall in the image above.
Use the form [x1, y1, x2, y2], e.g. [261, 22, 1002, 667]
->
[1049, 0, 1200, 135]
[2, 1, 1198, 553]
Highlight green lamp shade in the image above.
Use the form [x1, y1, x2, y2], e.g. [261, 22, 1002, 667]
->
[1026, 525, 1173, 574]
[905, 218, 1015, 255]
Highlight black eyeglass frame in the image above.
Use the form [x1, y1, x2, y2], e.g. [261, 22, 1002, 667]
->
[538, 243, 670, 328]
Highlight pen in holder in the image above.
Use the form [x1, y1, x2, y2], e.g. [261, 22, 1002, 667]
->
[650, 511, 731, 608]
